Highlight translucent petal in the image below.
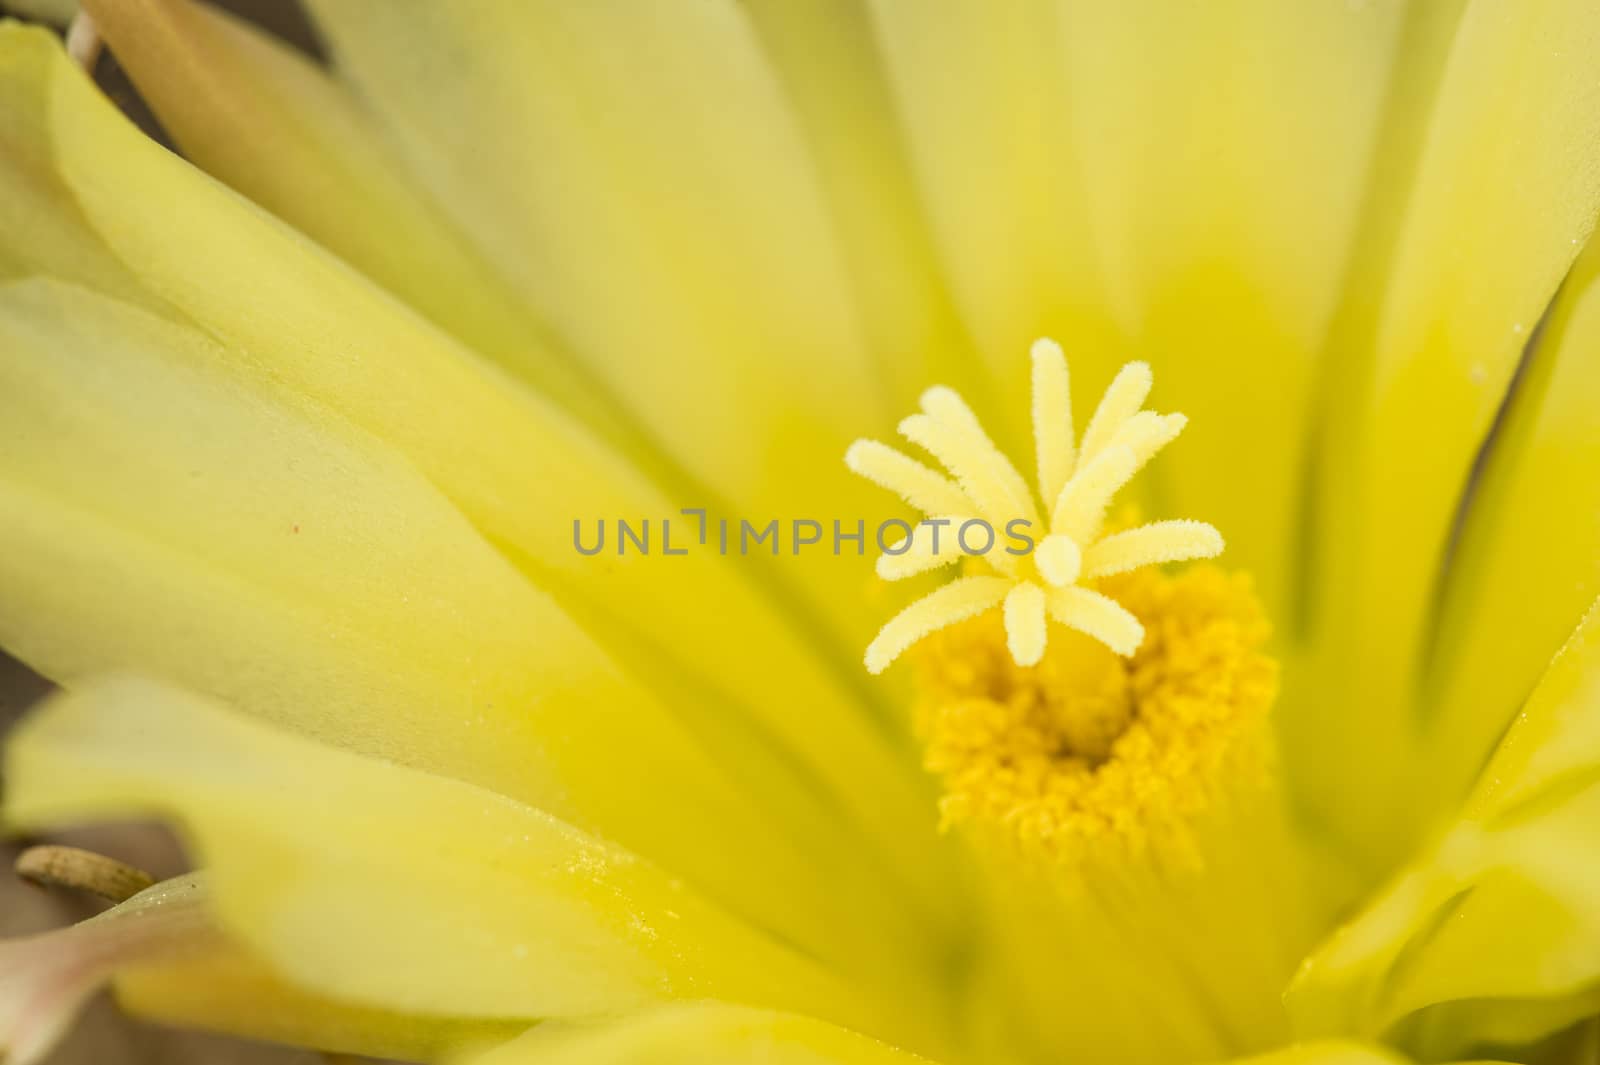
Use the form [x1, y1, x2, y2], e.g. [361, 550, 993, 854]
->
[0, 875, 210, 1065]
[0, 872, 516, 1063]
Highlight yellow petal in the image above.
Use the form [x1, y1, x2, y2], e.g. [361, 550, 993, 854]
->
[77, 0, 629, 451]
[1288, 600, 1600, 1055]
[738, 0, 983, 409]
[873, 1, 1407, 620]
[4, 679, 919, 1048]
[1295, 0, 1600, 862]
[118, 936, 526, 1064]
[0, 278, 940, 989]
[0, 26, 959, 946]
[865, 0, 1123, 449]
[454, 1003, 937, 1065]
[1063, 1, 1408, 617]
[1228, 1045, 1409, 1065]
[294, 0, 897, 651]
[1420, 235, 1600, 816]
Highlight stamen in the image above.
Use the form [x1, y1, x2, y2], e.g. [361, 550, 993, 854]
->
[913, 565, 1279, 860]
[865, 576, 1012, 675]
[917, 387, 1039, 525]
[1085, 520, 1224, 579]
[876, 517, 978, 582]
[1051, 445, 1137, 542]
[848, 340, 1222, 669]
[1003, 582, 1049, 667]
[1035, 534, 1083, 588]
[845, 439, 973, 518]
[898, 414, 1016, 530]
[1030, 339, 1075, 506]
[1078, 361, 1153, 463]
[1108, 410, 1188, 471]
[15, 845, 154, 904]
[1047, 586, 1143, 656]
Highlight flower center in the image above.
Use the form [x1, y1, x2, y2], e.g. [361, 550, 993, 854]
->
[846, 339, 1224, 674]
[846, 340, 1277, 861]
[913, 563, 1277, 859]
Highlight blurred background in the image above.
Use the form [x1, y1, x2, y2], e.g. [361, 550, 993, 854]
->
[0, 4, 356, 1062]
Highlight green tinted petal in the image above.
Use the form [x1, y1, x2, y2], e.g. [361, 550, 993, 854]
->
[1294, 0, 1600, 862]
[1420, 235, 1600, 818]
[1289, 600, 1600, 1055]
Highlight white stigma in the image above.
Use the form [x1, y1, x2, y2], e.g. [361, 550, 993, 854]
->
[848, 338, 1224, 673]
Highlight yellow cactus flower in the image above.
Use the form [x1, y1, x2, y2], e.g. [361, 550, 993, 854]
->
[0, 2, 1599, 1065]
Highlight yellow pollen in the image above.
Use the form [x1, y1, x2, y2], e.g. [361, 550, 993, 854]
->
[846, 339, 1223, 673]
[914, 564, 1277, 858]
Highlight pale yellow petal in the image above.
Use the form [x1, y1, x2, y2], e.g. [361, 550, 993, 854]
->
[295, 0, 894, 652]
[0, 278, 939, 991]
[1229, 1045, 1408, 1065]
[1053, 1, 1407, 621]
[739, 0, 982, 409]
[77, 0, 629, 450]
[1288, 601, 1600, 1056]
[0, 27, 960, 944]
[866, 0, 1121, 454]
[1419, 235, 1600, 815]
[456, 1003, 939, 1065]
[117, 937, 525, 1064]
[1292, 0, 1600, 863]
[4, 679, 921, 1048]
